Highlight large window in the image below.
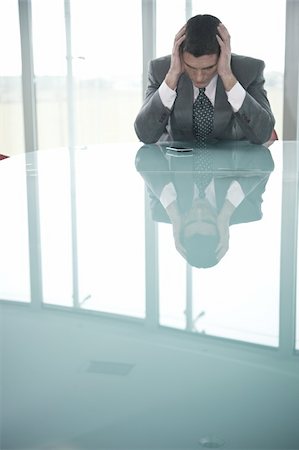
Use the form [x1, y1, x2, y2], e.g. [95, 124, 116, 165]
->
[31, 0, 142, 150]
[70, 0, 142, 146]
[0, 0, 25, 156]
[0, 0, 286, 153]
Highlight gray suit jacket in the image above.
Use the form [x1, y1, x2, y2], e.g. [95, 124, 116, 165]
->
[134, 54, 275, 145]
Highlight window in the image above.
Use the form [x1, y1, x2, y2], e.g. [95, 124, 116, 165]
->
[69, 0, 142, 146]
[0, 0, 25, 156]
[31, 0, 68, 149]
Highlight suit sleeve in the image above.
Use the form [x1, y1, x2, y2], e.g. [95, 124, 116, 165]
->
[234, 60, 275, 144]
[134, 60, 172, 144]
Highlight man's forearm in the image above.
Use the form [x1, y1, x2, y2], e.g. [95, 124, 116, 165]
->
[165, 70, 181, 91]
[221, 71, 237, 92]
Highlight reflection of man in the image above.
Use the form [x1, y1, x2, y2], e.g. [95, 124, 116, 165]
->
[135, 142, 274, 268]
[135, 14, 275, 145]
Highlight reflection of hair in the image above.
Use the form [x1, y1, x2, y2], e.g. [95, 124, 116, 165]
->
[181, 233, 219, 268]
[182, 14, 221, 57]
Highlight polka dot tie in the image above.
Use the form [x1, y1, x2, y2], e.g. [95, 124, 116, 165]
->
[192, 87, 214, 142]
[192, 88, 214, 197]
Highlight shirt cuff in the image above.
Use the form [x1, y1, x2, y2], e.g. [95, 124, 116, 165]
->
[158, 81, 177, 110]
[226, 82, 246, 112]
[160, 182, 177, 209]
[226, 180, 245, 207]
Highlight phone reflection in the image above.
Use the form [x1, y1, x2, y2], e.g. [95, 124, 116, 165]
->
[135, 141, 274, 268]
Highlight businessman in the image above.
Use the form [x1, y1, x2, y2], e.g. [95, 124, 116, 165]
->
[134, 14, 275, 145]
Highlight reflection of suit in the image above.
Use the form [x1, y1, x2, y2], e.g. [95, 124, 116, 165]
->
[134, 54, 275, 145]
[135, 141, 274, 226]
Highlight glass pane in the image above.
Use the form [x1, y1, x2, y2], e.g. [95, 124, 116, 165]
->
[297, 268, 299, 350]
[70, 0, 142, 145]
[0, 155, 30, 302]
[37, 150, 73, 307]
[191, 0, 286, 138]
[75, 145, 145, 318]
[31, 0, 68, 149]
[0, 0, 25, 156]
[159, 222, 187, 329]
[156, 0, 186, 57]
[297, 292, 299, 350]
[296, 162, 299, 350]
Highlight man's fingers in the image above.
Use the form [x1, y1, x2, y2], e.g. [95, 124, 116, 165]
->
[174, 239, 187, 258]
[216, 34, 224, 47]
[216, 242, 228, 261]
[174, 34, 186, 49]
[217, 23, 230, 42]
[175, 24, 186, 39]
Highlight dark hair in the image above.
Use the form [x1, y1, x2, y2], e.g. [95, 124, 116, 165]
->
[181, 233, 219, 268]
[181, 14, 221, 57]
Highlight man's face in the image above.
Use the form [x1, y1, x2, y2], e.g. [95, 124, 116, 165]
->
[182, 52, 218, 88]
[183, 199, 218, 238]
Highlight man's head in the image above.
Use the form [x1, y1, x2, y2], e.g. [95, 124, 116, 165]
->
[181, 14, 221, 88]
[182, 14, 221, 57]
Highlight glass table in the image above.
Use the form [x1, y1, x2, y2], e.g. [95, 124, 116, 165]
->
[0, 140, 298, 450]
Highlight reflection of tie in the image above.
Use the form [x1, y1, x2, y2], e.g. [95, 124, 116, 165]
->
[192, 88, 214, 197]
[193, 148, 213, 198]
[193, 88, 214, 142]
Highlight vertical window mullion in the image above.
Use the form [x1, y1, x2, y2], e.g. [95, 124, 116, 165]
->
[18, 0, 43, 308]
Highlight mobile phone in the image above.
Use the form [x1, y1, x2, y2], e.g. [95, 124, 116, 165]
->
[166, 146, 193, 152]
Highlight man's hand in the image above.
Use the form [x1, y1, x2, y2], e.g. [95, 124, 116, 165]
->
[172, 220, 187, 259]
[216, 23, 237, 91]
[165, 25, 186, 90]
[215, 199, 235, 261]
[166, 200, 187, 258]
[215, 217, 230, 261]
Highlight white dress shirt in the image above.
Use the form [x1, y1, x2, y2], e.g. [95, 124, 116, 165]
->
[159, 74, 246, 112]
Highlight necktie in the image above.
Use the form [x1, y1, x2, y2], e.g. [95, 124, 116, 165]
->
[192, 87, 214, 142]
[192, 88, 214, 197]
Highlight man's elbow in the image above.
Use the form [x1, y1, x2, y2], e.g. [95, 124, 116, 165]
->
[134, 120, 158, 144]
[250, 131, 274, 145]
[250, 115, 276, 145]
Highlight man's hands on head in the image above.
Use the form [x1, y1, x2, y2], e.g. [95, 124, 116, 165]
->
[166, 200, 187, 258]
[216, 198, 235, 261]
[216, 23, 237, 91]
[165, 23, 237, 92]
[165, 25, 186, 91]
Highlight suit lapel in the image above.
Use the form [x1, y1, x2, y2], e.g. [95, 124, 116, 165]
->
[210, 76, 234, 139]
[171, 73, 193, 139]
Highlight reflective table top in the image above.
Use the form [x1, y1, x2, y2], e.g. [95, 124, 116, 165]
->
[1, 140, 299, 450]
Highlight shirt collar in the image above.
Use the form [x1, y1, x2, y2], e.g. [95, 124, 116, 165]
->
[193, 74, 218, 103]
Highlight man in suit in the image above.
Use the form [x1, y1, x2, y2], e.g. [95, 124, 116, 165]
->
[134, 14, 275, 145]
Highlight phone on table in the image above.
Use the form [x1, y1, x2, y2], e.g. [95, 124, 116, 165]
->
[166, 146, 193, 152]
